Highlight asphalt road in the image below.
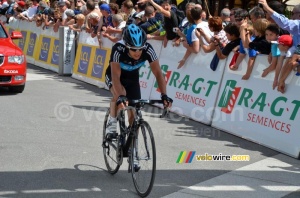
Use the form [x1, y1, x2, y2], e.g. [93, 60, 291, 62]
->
[0, 64, 299, 198]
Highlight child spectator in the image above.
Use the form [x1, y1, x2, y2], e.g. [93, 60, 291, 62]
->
[261, 24, 280, 77]
[291, 45, 300, 75]
[230, 24, 254, 71]
[69, 13, 85, 32]
[214, 23, 240, 60]
[241, 18, 270, 80]
[273, 35, 293, 90]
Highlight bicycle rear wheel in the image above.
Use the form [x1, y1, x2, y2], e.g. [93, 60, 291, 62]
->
[131, 121, 156, 197]
[102, 108, 120, 174]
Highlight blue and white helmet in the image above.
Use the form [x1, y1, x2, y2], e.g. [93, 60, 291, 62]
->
[123, 24, 147, 47]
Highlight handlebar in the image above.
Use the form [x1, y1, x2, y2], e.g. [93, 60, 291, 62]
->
[124, 99, 170, 118]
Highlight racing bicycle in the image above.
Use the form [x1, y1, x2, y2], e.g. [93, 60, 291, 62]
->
[102, 99, 169, 197]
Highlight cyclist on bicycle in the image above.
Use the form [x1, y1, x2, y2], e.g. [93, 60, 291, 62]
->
[105, 24, 173, 140]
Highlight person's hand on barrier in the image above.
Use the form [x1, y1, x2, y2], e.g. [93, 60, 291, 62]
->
[177, 59, 186, 69]
[97, 32, 102, 48]
[163, 36, 168, 48]
[230, 64, 238, 71]
[102, 32, 109, 38]
[242, 73, 250, 80]
[277, 81, 285, 93]
[105, 26, 115, 34]
[273, 80, 278, 90]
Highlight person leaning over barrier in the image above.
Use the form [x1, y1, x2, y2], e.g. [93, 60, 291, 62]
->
[212, 23, 241, 60]
[258, 0, 300, 93]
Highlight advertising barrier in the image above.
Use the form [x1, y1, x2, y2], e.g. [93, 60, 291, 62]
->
[149, 44, 227, 125]
[72, 31, 112, 88]
[4, 16, 300, 158]
[212, 53, 300, 158]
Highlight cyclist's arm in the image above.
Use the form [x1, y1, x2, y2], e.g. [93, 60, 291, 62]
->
[149, 60, 167, 95]
[111, 62, 126, 98]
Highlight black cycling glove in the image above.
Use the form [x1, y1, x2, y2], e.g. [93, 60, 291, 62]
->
[116, 95, 128, 106]
[161, 94, 173, 106]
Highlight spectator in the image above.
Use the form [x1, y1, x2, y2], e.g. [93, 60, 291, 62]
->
[214, 23, 240, 60]
[100, 3, 113, 31]
[177, 7, 204, 69]
[85, 0, 102, 35]
[122, 0, 135, 20]
[102, 14, 125, 42]
[140, 0, 179, 47]
[261, 24, 280, 78]
[5, 0, 16, 23]
[69, 13, 85, 32]
[200, 9, 206, 21]
[109, 2, 119, 14]
[140, 5, 162, 36]
[65, 9, 76, 26]
[220, 8, 230, 27]
[57, 1, 68, 26]
[242, 18, 270, 80]
[259, 0, 300, 93]
[248, 6, 265, 23]
[230, 7, 242, 23]
[173, 2, 195, 47]
[19, 1, 38, 21]
[198, 16, 228, 53]
[273, 35, 293, 90]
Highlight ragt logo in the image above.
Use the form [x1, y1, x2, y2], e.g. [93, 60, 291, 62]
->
[218, 80, 241, 114]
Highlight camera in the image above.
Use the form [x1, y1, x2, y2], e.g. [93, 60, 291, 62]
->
[172, 27, 178, 33]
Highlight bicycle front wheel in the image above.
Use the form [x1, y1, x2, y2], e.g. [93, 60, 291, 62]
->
[131, 121, 156, 197]
[102, 108, 120, 174]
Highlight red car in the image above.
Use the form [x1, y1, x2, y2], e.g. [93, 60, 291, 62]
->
[0, 21, 26, 93]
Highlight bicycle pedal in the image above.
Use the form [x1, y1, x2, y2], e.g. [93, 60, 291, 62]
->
[134, 164, 141, 172]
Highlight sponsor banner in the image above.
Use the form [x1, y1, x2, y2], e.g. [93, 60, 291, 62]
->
[139, 40, 163, 99]
[75, 45, 92, 75]
[50, 39, 59, 66]
[72, 33, 113, 88]
[149, 44, 226, 124]
[18, 30, 28, 51]
[212, 53, 300, 158]
[37, 36, 51, 62]
[90, 47, 108, 81]
[27, 32, 38, 57]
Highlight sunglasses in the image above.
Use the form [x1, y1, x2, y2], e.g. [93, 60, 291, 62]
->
[126, 46, 145, 52]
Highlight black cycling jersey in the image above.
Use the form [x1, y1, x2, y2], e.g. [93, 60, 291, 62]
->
[105, 40, 158, 80]
[105, 40, 158, 99]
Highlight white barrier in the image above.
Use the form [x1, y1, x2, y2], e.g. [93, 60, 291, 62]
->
[149, 44, 227, 124]
[7, 16, 300, 159]
[212, 53, 300, 158]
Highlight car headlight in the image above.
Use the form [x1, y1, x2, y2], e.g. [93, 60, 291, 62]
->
[8, 55, 24, 64]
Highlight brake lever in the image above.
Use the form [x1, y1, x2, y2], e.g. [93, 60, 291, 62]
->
[160, 107, 169, 118]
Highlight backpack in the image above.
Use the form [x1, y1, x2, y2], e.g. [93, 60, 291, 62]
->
[171, 5, 185, 26]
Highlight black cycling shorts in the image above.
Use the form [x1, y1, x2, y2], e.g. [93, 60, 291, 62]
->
[105, 72, 141, 100]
